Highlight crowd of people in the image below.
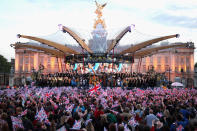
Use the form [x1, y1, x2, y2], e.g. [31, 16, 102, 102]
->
[34, 72, 163, 88]
[0, 86, 196, 131]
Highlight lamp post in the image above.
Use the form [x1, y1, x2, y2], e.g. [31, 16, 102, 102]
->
[166, 67, 171, 87]
[31, 67, 36, 81]
[168, 67, 171, 83]
[181, 68, 184, 85]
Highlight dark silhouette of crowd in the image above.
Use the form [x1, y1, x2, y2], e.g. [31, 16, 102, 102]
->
[35, 72, 160, 88]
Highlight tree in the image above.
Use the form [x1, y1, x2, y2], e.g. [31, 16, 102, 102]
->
[0, 54, 11, 73]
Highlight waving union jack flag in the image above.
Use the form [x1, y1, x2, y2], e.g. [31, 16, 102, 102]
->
[88, 83, 101, 93]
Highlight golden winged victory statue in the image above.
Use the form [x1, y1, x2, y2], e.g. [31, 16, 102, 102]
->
[94, 0, 107, 29]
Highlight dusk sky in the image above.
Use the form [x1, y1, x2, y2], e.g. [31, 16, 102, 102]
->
[0, 0, 196, 63]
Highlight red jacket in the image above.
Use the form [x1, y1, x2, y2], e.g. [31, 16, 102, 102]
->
[94, 108, 104, 119]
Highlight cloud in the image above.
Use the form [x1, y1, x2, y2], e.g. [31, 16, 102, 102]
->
[167, 4, 197, 11]
[152, 13, 197, 28]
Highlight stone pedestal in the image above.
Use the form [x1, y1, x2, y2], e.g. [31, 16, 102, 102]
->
[89, 24, 107, 53]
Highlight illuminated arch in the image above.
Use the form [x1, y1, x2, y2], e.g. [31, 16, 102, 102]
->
[12, 42, 66, 58]
[107, 26, 131, 53]
[120, 34, 179, 55]
[17, 34, 79, 54]
[133, 43, 186, 58]
[62, 26, 93, 53]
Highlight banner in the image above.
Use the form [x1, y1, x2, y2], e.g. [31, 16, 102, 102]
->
[89, 63, 100, 72]
[118, 63, 122, 72]
[93, 63, 100, 71]
[73, 64, 78, 70]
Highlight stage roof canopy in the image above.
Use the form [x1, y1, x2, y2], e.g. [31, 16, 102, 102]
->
[11, 25, 188, 63]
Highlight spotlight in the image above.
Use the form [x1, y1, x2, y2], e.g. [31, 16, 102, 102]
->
[10, 44, 14, 47]
[176, 34, 180, 38]
[17, 34, 21, 38]
[128, 26, 132, 32]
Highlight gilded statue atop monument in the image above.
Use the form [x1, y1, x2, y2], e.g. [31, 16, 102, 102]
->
[94, 0, 107, 29]
[95, 0, 107, 18]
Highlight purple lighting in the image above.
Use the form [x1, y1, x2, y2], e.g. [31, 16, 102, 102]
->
[131, 24, 135, 28]
[58, 24, 63, 31]
[128, 24, 135, 32]
[128, 26, 131, 32]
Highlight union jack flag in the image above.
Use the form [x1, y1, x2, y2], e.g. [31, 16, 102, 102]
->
[11, 116, 24, 131]
[35, 107, 50, 125]
[88, 83, 101, 93]
[21, 109, 27, 116]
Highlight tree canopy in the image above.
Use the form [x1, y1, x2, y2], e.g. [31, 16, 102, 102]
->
[0, 54, 11, 73]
